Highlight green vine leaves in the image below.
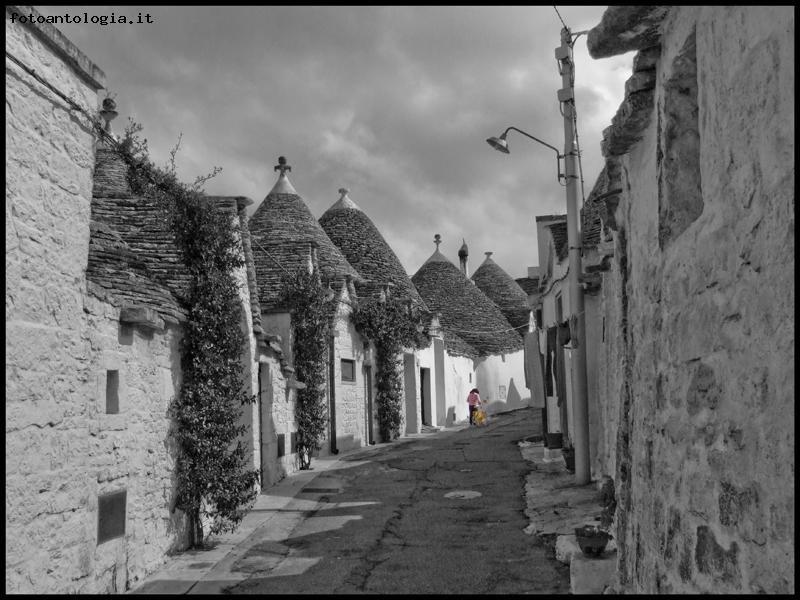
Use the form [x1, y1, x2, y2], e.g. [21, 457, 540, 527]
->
[278, 269, 332, 464]
[111, 120, 258, 546]
[352, 297, 431, 441]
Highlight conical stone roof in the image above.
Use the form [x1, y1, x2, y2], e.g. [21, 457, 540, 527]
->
[91, 147, 192, 305]
[249, 157, 361, 311]
[319, 188, 426, 309]
[411, 240, 524, 356]
[471, 252, 531, 336]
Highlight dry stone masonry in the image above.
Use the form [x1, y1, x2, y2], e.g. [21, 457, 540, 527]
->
[587, 5, 794, 594]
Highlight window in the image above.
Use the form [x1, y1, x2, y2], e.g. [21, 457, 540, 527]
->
[341, 359, 356, 382]
[277, 433, 285, 458]
[118, 322, 133, 345]
[97, 490, 126, 545]
[555, 294, 563, 324]
[105, 370, 119, 414]
[535, 308, 543, 329]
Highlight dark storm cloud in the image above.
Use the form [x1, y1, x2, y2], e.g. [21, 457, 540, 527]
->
[40, 5, 632, 279]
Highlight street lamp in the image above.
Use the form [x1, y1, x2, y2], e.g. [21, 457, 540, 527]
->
[485, 27, 591, 486]
[486, 127, 563, 181]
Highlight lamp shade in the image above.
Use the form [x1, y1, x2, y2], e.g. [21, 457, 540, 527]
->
[486, 135, 510, 153]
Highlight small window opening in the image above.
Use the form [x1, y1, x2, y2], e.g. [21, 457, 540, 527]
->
[118, 323, 133, 345]
[555, 294, 563, 324]
[97, 490, 126, 545]
[106, 370, 119, 414]
[341, 359, 356, 382]
[277, 433, 285, 458]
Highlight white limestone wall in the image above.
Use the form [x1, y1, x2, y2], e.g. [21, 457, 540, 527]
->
[7, 288, 190, 593]
[330, 301, 368, 452]
[474, 349, 530, 415]
[598, 6, 794, 594]
[258, 355, 294, 486]
[259, 311, 297, 480]
[7, 13, 189, 594]
[415, 341, 441, 427]
[401, 351, 421, 435]
[539, 263, 570, 327]
[442, 353, 475, 425]
[583, 292, 604, 479]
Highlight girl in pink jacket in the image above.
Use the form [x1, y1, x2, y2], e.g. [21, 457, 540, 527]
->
[467, 388, 481, 425]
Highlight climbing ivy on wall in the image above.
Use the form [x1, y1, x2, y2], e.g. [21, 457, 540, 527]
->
[277, 269, 333, 469]
[351, 297, 430, 442]
[111, 118, 259, 547]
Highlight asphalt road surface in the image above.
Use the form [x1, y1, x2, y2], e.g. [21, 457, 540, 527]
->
[226, 408, 569, 594]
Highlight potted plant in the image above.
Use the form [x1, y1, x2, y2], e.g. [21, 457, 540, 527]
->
[562, 445, 575, 472]
[545, 432, 563, 449]
[575, 477, 617, 557]
[574, 524, 611, 556]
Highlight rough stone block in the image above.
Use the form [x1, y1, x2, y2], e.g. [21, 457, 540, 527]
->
[570, 552, 617, 594]
[120, 305, 165, 331]
[695, 525, 741, 587]
[556, 534, 582, 564]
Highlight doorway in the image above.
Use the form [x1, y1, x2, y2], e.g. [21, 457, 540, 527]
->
[364, 365, 374, 444]
[403, 353, 418, 434]
[420, 367, 432, 426]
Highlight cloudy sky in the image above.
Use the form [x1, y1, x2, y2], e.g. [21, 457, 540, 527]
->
[41, 5, 633, 280]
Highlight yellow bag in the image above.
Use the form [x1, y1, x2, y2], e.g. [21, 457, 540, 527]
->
[474, 408, 487, 426]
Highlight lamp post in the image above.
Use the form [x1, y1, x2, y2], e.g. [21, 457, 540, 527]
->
[486, 26, 591, 486]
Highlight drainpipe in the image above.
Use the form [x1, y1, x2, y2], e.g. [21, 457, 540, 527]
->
[328, 332, 339, 455]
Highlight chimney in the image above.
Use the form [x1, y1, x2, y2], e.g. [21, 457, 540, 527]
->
[93, 96, 133, 198]
[458, 238, 469, 276]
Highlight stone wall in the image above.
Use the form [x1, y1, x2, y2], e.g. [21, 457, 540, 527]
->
[7, 285, 190, 594]
[415, 341, 442, 427]
[474, 350, 529, 414]
[442, 354, 475, 425]
[6, 13, 272, 591]
[258, 356, 294, 486]
[583, 293, 604, 478]
[5, 9, 180, 593]
[259, 311, 297, 482]
[593, 6, 794, 594]
[330, 299, 368, 452]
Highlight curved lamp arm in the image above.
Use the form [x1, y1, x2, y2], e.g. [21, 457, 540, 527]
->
[487, 126, 564, 181]
[504, 127, 564, 182]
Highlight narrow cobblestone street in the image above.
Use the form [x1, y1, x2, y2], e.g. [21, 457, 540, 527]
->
[224, 408, 569, 594]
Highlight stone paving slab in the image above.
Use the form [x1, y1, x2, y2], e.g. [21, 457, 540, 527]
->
[130, 419, 607, 595]
[519, 441, 601, 536]
[518, 440, 618, 594]
[570, 553, 617, 594]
